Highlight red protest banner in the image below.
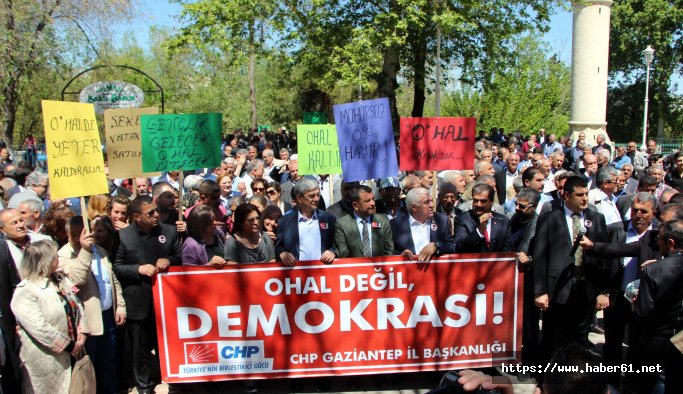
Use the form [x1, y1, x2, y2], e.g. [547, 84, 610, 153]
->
[399, 117, 476, 171]
[153, 253, 521, 383]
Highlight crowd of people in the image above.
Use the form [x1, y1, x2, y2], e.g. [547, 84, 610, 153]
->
[0, 126, 682, 394]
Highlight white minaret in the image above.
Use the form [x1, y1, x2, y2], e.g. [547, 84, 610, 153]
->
[568, 0, 614, 148]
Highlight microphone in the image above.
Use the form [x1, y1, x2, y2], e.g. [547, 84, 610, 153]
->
[572, 225, 587, 254]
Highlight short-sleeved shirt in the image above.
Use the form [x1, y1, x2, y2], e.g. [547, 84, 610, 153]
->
[224, 232, 275, 264]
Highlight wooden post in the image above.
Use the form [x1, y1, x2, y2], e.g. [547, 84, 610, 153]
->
[329, 175, 334, 205]
[431, 170, 438, 206]
[80, 196, 90, 233]
[178, 169, 184, 222]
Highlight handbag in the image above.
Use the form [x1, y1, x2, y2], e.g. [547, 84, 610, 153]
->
[70, 349, 96, 394]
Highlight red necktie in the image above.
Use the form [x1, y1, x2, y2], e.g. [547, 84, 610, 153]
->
[483, 226, 490, 249]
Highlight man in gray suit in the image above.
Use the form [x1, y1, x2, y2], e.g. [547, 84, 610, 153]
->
[334, 185, 394, 258]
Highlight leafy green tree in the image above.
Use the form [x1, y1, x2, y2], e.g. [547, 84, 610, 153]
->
[442, 35, 571, 135]
[170, 0, 284, 129]
[0, 0, 132, 146]
[285, 0, 561, 131]
[609, 0, 683, 138]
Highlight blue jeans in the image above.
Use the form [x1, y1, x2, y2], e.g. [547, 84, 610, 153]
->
[85, 308, 118, 394]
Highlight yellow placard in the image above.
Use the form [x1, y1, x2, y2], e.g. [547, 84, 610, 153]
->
[42, 100, 109, 199]
[104, 107, 161, 179]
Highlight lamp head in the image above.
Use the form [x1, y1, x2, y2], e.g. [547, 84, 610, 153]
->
[643, 45, 655, 66]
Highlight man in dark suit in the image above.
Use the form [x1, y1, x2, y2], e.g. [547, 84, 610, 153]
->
[624, 220, 683, 394]
[327, 181, 359, 219]
[0, 209, 24, 393]
[436, 182, 462, 236]
[493, 153, 520, 205]
[454, 183, 513, 253]
[276, 178, 336, 265]
[533, 176, 610, 367]
[508, 188, 541, 376]
[334, 185, 394, 258]
[591, 133, 612, 156]
[390, 187, 454, 260]
[580, 153, 599, 190]
[580, 192, 658, 388]
[616, 175, 657, 222]
[113, 196, 182, 394]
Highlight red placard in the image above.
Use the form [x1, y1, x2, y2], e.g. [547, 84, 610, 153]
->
[154, 253, 522, 383]
[399, 117, 476, 171]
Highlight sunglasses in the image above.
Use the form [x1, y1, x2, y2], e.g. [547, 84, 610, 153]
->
[515, 202, 532, 210]
[253, 187, 265, 192]
[142, 208, 158, 218]
[266, 189, 276, 195]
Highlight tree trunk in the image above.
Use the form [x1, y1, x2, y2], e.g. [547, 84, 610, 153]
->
[656, 90, 665, 139]
[375, 44, 401, 136]
[2, 78, 20, 148]
[411, 34, 427, 117]
[248, 24, 257, 130]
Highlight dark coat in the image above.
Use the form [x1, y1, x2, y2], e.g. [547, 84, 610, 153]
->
[454, 210, 513, 253]
[634, 254, 683, 352]
[390, 212, 455, 255]
[274, 209, 337, 260]
[113, 223, 182, 320]
[0, 240, 21, 391]
[533, 207, 610, 304]
[494, 168, 513, 206]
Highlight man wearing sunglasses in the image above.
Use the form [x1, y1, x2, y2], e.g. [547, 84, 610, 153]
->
[113, 195, 182, 394]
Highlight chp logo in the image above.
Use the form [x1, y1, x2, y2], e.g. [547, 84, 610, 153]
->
[185, 342, 218, 364]
[184, 341, 266, 365]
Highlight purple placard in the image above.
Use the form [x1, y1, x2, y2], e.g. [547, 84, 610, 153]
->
[332, 97, 399, 182]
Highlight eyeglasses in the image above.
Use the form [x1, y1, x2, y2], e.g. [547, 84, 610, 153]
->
[253, 187, 265, 192]
[142, 208, 158, 218]
[266, 189, 276, 195]
[515, 201, 532, 210]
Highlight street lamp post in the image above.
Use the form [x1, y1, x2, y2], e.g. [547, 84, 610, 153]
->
[641, 45, 655, 150]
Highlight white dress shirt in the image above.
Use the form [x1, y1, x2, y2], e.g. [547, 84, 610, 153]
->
[588, 189, 621, 225]
[409, 214, 431, 254]
[620, 222, 651, 292]
[297, 210, 322, 261]
[563, 205, 584, 244]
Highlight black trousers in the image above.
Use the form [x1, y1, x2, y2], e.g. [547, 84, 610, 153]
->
[125, 303, 161, 392]
[540, 279, 595, 364]
[603, 290, 632, 387]
[522, 268, 540, 365]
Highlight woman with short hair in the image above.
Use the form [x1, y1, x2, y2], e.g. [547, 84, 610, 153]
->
[224, 204, 275, 264]
[260, 205, 282, 243]
[11, 239, 88, 394]
[183, 205, 227, 267]
[266, 181, 291, 213]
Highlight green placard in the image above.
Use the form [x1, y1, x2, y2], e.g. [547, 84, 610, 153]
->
[141, 113, 223, 172]
[258, 125, 271, 132]
[297, 124, 342, 175]
[303, 112, 328, 124]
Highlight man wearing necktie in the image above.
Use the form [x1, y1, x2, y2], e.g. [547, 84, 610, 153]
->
[454, 183, 513, 253]
[533, 176, 610, 371]
[334, 185, 394, 258]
